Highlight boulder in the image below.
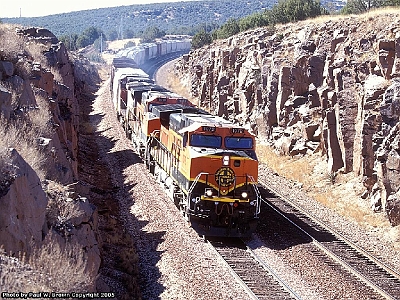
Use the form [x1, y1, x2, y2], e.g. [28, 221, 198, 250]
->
[0, 149, 48, 256]
[377, 39, 395, 80]
[45, 181, 100, 279]
[325, 108, 344, 173]
[380, 81, 400, 126]
[304, 122, 320, 141]
[0, 61, 14, 78]
[0, 84, 12, 119]
[16, 27, 58, 44]
[386, 192, 400, 226]
[68, 198, 100, 279]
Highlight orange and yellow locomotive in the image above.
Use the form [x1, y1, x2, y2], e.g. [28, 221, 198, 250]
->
[145, 103, 260, 237]
[113, 64, 260, 237]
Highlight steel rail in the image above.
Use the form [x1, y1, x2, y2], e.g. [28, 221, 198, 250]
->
[260, 180, 399, 300]
[246, 245, 302, 300]
[207, 240, 259, 300]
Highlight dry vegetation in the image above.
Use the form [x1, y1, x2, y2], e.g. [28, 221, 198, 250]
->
[0, 178, 93, 291]
[0, 24, 26, 60]
[0, 23, 95, 292]
[0, 24, 52, 67]
[257, 142, 398, 248]
[0, 147, 17, 195]
[0, 23, 54, 180]
[45, 181, 85, 237]
[0, 91, 53, 181]
[0, 117, 47, 180]
[0, 234, 92, 292]
[297, 7, 400, 25]
[155, 60, 198, 105]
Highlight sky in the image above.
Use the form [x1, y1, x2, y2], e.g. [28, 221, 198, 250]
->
[1, 0, 192, 18]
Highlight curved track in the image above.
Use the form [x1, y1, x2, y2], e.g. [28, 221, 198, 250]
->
[130, 54, 400, 299]
[258, 182, 400, 300]
[142, 51, 188, 79]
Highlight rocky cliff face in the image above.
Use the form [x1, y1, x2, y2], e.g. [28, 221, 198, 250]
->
[0, 25, 101, 290]
[0, 148, 48, 255]
[1, 27, 78, 182]
[175, 12, 400, 225]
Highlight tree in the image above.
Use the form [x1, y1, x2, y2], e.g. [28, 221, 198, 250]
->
[124, 28, 135, 39]
[239, 12, 269, 32]
[341, 0, 386, 14]
[76, 35, 91, 49]
[93, 36, 107, 52]
[107, 30, 118, 41]
[140, 26, 166, 43]
[212, 18, 240, 40]
[124, 41, 136, 48]
[59, 34, 79, 51]
[386, 0, 400, 5]
[268, 0, 327, 24]
[191, 29, 212, 49]
[82, 27, 101, 44]
[73, 27, 105, 49]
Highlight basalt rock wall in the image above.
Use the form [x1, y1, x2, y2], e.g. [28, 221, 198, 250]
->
[0, 27, 79, 183]
[175, 13, 400, 225]
[0, 26, 101, 288]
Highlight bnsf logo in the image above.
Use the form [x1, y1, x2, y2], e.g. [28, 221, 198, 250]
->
[215, 167, 235, 187]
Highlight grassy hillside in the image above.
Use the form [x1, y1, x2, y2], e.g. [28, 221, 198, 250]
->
[1, 0, 275, 38]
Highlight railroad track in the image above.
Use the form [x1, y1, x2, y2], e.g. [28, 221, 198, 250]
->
[208, 238, 301, 300]
[259, 181, 400, 300]
[139, 54, 400, 299]
[143, 51, 188, 79]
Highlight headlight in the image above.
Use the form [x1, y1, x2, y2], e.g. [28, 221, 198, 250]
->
[223, 155, 230, 166]
[205, 188, 213, 197]
[241, 191, 248, 199]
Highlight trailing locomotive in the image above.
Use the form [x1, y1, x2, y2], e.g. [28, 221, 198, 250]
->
[110, 47, 261, 237]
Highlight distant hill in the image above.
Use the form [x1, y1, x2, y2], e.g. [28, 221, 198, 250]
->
[2, 0, 276, 39]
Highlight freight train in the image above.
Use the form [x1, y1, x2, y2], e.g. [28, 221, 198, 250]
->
[110, 41, 261, 237]
[116, 38, 191, 66]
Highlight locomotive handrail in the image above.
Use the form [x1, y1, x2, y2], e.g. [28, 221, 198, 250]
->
[120, 98, 127, 109]
[150, 129, 160, 139]
[247, 175, 261, 216]
[186, 172, 210, 217]
[144, 136, 155, 161]
[147, 134, 180, 182]
[187, 172, 210, 196]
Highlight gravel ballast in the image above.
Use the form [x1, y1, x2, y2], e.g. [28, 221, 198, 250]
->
[91, 80, 250, 299]
[87, 64, 400, 299]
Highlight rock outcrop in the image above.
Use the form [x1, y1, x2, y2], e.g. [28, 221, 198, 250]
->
[0, 148, 47, 256]
[0, 25, 101, 290]
[0, 27, 78, 183]
[175, 13, 400, 225]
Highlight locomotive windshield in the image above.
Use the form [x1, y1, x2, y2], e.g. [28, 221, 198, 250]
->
[190, 134, 222, 148]
[225, 137, 253, 149]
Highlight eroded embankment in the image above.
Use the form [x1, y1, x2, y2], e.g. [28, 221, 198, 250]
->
[78, 79, 141, 299]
